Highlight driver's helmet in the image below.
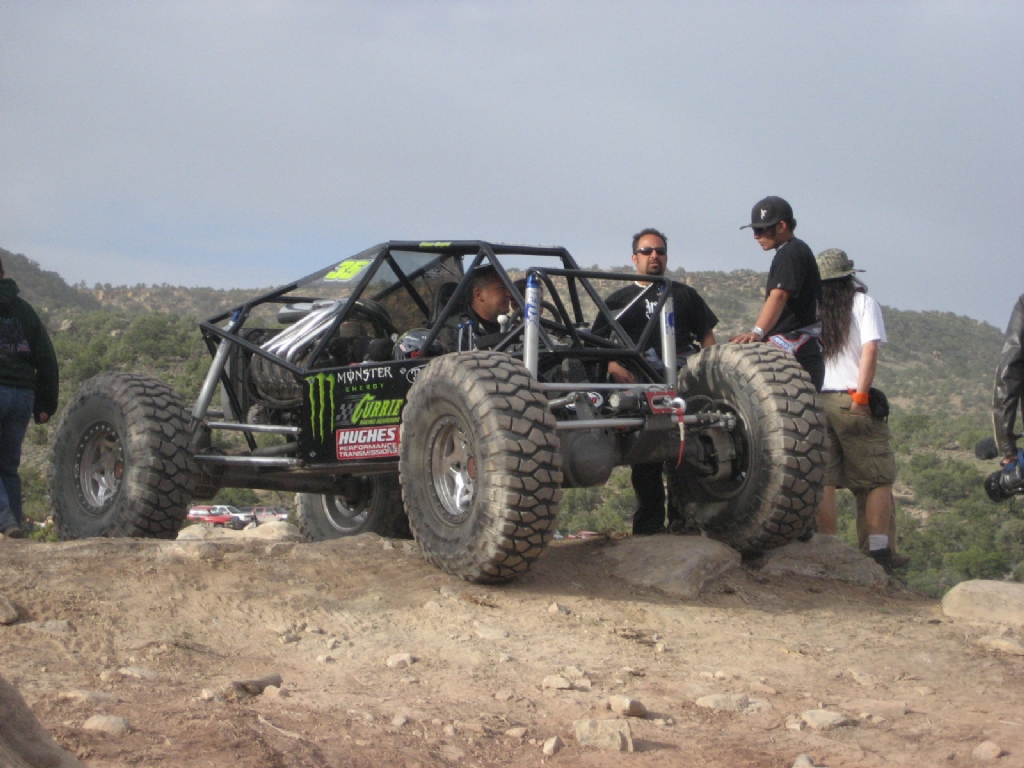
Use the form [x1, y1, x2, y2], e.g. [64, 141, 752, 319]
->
[394, 328, 440, 360]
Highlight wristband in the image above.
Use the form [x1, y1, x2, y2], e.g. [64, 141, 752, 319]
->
[750, 325, 764, 339]
[849, 390, 869, 406]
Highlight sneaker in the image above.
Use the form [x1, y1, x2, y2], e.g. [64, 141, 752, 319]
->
[868, 548, 910, 573]
[2, 525, 24, 539]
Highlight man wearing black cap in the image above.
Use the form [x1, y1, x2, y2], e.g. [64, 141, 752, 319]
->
[731, 196, 824, 391]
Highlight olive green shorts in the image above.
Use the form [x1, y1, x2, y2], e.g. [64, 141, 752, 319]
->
[822, 392, 897, 491]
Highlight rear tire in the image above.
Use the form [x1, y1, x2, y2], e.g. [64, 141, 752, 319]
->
[295, 474, 409, 540]
[668, 344, 827, 552]
[50, 373, 196, 540]
[399, 351, 563, 583]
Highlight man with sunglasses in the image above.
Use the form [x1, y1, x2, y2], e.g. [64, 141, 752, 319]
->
[731, 196, 824, 391]
[600, 228, 718, 535]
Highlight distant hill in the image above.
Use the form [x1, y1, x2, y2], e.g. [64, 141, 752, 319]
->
[0, 247, 100, 313]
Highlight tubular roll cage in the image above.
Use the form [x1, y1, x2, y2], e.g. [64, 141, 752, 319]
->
[187, 240, 701, 473]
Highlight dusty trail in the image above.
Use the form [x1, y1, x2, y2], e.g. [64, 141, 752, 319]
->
[1, 533, 1021, 767]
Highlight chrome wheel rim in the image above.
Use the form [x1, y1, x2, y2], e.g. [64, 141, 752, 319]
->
[76, 423, 124, 511]
[430, 417, 475, 524]
[322, 484, 371, 533]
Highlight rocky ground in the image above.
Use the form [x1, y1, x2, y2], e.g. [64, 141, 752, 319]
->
[1, 525, 1022, 768]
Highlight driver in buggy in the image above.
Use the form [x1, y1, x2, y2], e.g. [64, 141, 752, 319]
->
[438, 266, 512, 353]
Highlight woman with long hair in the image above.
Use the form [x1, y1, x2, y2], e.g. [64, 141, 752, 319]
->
[814, 249, 908, 574]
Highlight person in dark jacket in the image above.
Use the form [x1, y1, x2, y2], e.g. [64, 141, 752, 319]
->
[993, 293, 1024, 464]
[0, 257, 59, 537]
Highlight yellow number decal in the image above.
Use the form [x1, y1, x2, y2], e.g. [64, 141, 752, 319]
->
[324, 259, 371, 281]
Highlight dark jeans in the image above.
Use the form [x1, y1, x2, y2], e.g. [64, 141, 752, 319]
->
[0, 385, 34, 530]
[631, 462, 666, 535]
[795, 338, 825, 392]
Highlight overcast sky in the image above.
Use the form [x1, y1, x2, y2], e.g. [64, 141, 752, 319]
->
[2, 1, 1021, 325]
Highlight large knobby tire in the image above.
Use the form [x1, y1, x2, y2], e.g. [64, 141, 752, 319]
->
[50, 373, 196, 539]
[295, 475, 410, 540]
[667, 344, 827, 553]
[400, 351, 563, 583]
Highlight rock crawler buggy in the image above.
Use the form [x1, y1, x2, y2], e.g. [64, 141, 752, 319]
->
[50, 241, 827, 582]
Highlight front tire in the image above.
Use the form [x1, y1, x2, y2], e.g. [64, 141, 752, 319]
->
[400, 351, 563, 583]
[295, 474, 409, 540]
[50, 373, 196, 539]
[668, 344, 827, 552]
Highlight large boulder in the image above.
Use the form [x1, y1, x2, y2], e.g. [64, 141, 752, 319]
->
[0, 675, 86, 768]
[602, 536, 739, 599]
[760, 535, 888, 587]
[942, 580, 1024, 626]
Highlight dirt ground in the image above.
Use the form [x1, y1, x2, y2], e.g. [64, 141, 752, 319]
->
[1, 533, 1022, 768]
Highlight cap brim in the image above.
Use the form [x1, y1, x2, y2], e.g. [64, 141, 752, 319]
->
[740, 221, 780, 230]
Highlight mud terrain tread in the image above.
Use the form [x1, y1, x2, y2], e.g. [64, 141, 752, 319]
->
[670, 344, 826, 552]
[51, 373, 196, 540]
[400, 351, 563, 583]
[295, 478, 410, 541]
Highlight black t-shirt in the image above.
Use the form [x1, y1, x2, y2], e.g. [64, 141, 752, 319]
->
[598, 282, 718, 362]
[765, 237, 821, 336]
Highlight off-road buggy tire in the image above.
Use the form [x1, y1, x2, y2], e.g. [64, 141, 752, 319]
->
[667, 344, 827, 553]
[400, 351, 563, 583]
[50, 373, 196, 540]
[295, 476, 410, 540]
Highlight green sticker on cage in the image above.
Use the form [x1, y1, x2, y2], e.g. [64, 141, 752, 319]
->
[324, 259, 371, 282]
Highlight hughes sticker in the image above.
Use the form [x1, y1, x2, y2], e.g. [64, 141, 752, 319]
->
[336, 426, 400, 460]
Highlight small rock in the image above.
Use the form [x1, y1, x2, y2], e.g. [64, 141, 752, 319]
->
[198, 688, 220, 701]
[792, 755, 816, 768]
[785, 716, 805, 731]
[392, 714, 408, 727]
[423, 600, 442, 612]
[315, 655, 335, 663]
[443, 723, 457, 737]
[305, 625, 325, 634]
[608, 695, 646, 718]
[382, 540, 394, 550]
[99, 670, 117, 683]
[543, 735, 563, 756]
[574, 677, 592, 691]
[327, 638, 341, 650]
[263, 685, 289, 698]
[976, 635, 1024, 656]
[563, 666, 584, 679]
[228, 673, 283, 699]
[0, 595, 18, 624]
[915, 686, 936, 696]
[386, 653, 415, 668]
[473, 623, 509, 640]
[542, 675, 572, 690]
[83, 714, 130, 736]
[494, 689, 514, 702]
[279, 633, 301, 644]
[750, 682, 777, 695]
[839, 699, 906, 719]
[655, 642, 667, 653]
[695, 694, 748, 712]
[548, 602, 571, 615]
[801, 709, 850, 731]
[744, 698, 773, 713]
[505, 726, 527, 738]
[439, 586, 458, 598]
[972, 741, 1004, 760]
[847, 668, 875, 687]
[23, 619, 73, 635]
[118, 666, 157, 681]
[574, 719, 633, 752]
[59, 689, 117, 705]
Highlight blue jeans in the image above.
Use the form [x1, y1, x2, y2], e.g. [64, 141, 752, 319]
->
[0, 385, 34, 530]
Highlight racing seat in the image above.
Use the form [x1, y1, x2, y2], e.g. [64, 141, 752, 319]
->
[430, 281, 466, 326]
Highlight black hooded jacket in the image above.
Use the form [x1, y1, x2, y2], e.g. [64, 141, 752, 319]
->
[993, 293, 1024, 458]
[0, 277, 59, 418]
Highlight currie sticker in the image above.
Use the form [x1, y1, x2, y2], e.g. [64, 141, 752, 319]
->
[336, 426, 400, 460]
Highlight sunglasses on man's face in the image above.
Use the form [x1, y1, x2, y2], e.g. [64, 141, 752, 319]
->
[635, 247, 667, 256]
[752, 225, 776, 237]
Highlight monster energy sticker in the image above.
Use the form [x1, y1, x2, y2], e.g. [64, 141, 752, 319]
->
[307, 373, 336, 443]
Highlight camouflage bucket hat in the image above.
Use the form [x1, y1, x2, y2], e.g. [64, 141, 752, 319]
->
[816, 248, 865, 281]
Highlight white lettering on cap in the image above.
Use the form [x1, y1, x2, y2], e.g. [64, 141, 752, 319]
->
[760, 208, 768, 220]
